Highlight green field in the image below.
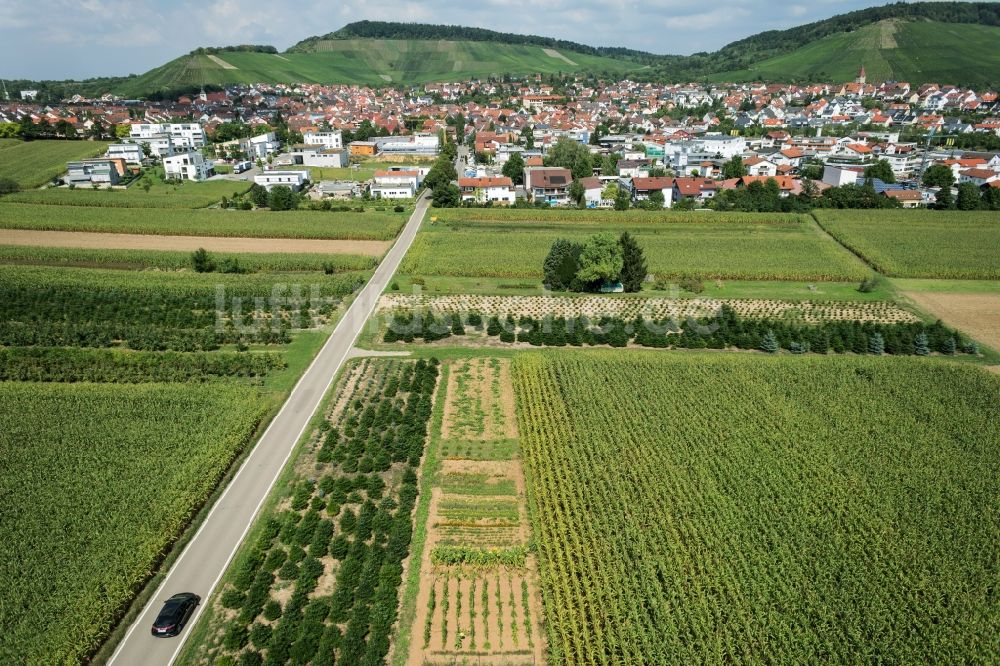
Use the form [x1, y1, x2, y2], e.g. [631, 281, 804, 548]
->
[0, 244, 376, 273]
[5, 178, 250, 208]
[514, 351, 1000, 663]
[0, 381, 268, 665]
[178, 358, 439, 666]
[710, 20, 1000, 87]
[402, 213, 868, 281]
[309, 158, 433, 183]
[0, 140, 109, 189]
[114, 40, 638, 96]
[815, 209, 1000, 279]
[0, 202, 407, 239]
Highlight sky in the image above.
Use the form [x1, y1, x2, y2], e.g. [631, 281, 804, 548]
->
[2, 0, 912, 80]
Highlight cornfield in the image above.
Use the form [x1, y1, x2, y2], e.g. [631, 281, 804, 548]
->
[0, 202, 406, 240]
[0, 381, 268, 665]
[5, 179, 251, 209]
[402, 219, 868, 281]
[0, 245, 376, 273]
[814, 209, 1000, 279]
[433, 208, 805, 225]
[513, 351, 1000, 664]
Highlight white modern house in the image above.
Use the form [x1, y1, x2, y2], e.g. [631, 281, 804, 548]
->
[375, 134, 439, 156]
[105, 143, 145, 165]
[289, 144, 349, 168]
[242, 132, 280, 159]
[370, 170, 421, 198]
[134, 135, 176, 158]
[163, 151, 211, 181]
[65, 159, 122, 186]
[822, 165, 861, 187]
[254, 169, 310, 191]
[303, 131, 343, 150]
[698, 134, 746, 158]
[130, 122, 207, 149]
[457, 176, 516, 204]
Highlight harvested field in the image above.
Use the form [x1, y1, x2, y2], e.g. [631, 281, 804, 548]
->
[0, 229, 390, 256]
[905, 290, 1000, 351]
[379, 293, 919, 324]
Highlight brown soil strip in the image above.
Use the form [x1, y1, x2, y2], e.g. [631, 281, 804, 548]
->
[905, 291, 1000, 351]
[0, 229, 389, 256]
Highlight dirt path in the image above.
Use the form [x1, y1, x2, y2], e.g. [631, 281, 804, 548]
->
[543, 48, 578, 66]
[904, 291, 1000, 350]
[0, 229, 390, 256]
[206, 54, 238, 69]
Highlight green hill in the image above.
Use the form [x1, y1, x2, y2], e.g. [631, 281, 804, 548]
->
[705, 19, 1000, 87]
[113, 39, 639, 97]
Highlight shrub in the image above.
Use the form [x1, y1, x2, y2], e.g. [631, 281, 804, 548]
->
[249, 622, 272, 649]
[222, 624, 249, 650]
[263, 599, 282, 621]
[760, 330, 779, 353]
[221, 588, 246, 609]
[678, 275, 705, 294]
[858, 274, 883, 293]
[394, 205, 405, 213]
[191, 248, 215, 273]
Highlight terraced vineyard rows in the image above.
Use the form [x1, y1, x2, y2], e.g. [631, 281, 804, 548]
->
[180, 358, 439, 665]
[513, 352, 1000, 664]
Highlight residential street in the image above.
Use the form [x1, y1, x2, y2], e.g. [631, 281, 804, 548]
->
[107, 193, 430, 666]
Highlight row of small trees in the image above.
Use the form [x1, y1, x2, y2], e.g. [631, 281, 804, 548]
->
[543, 232, 647, 292]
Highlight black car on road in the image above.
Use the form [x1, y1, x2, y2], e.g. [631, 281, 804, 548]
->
[150, 592, 200, 637]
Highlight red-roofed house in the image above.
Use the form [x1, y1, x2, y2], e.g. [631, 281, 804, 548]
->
[959, 169, 998, 187]
[672, 177, 717, 203]
[458, 176, 516, 204]
[883, 189, 923, 208]
[628, 176, 675, 208]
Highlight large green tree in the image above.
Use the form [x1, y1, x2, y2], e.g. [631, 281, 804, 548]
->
[545, 137, 592, 180]
[863, 159, 895, 184]
[568, 178, 586, 208]
[618, 232, 647, 293]
[431, 183, 461, 208]
[957, 182, 982, 210]
[576, 232, 624, 288]
[501, 152, 525, 185]
[542, 238, 582, 291]
[922, 164, 955, 189]
[722, 155, 747, 179]
[614, 187, 631, 211]
[423, 155, 457, 191]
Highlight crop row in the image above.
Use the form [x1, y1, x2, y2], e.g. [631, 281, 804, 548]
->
[383, 307, 975, 356]
[0, 202, 407, 240]
[0, 381, 268, 665]
[379, 293, 918, 325]
[432, 207, 805, 225]
[0, 265, 362, 350]
[0, 244, 377, 273]
[0, 347, 285, 383]
[0, 140, 109, 188]
[183, 358, 440, 666]
[513, 352, 1000, 664]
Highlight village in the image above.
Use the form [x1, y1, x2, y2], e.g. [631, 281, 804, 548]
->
[3, 67, 999, 210]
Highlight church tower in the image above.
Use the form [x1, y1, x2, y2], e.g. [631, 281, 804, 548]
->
[855, 65, 866, 85]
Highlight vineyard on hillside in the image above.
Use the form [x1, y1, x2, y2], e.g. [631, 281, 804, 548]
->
[0, 382, 268, 665]
[513, 352, 1000, 664]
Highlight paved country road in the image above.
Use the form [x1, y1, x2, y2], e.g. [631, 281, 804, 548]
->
[108, 193, 430, 666]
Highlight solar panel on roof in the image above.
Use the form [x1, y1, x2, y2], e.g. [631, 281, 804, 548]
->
[550, 176, 566, 185]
